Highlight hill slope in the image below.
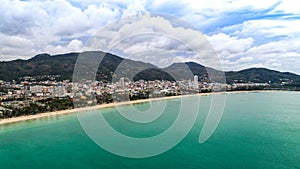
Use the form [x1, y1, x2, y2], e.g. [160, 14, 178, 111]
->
[1, 51, 300, 84]
[225, 68, 300, 83]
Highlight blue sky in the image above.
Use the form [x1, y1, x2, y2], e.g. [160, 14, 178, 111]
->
[1, 0, 300, 74]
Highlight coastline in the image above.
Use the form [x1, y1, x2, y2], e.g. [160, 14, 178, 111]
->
[0, 90, 292, 125]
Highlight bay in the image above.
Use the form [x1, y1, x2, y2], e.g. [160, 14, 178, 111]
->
[0, 92, 300, 169]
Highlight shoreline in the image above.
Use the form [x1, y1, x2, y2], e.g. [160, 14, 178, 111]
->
[0, 90, 295, 125]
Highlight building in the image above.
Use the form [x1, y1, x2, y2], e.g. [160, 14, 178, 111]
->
[30, 85, 43, 94]
[52, 86, 66, 98]
[193, 75, 198, 89]
[119, 77, 125, 89]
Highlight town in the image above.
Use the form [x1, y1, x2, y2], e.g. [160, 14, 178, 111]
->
[0, 74, 270, 119]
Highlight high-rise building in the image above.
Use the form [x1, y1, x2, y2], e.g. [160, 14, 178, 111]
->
[119, 77, 125, 89]
[193, 75, 198, 89]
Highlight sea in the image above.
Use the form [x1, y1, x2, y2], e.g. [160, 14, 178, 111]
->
[0, 92, 300, 169]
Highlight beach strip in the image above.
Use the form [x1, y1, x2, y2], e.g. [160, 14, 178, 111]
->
[0, 90, 284, 125]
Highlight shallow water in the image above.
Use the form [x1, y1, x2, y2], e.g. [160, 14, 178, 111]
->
[0, 92, 300, 169]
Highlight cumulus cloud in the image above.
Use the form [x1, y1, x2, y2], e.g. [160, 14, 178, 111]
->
[0, 0, 300, 74]
[0, 33, 36, 60]
[206, 32, 300, 74]
[44, 39, 84, 54]
[0, 0, 143, 60]
[207, 33, 254, 58]
[84, 14, 223, 70]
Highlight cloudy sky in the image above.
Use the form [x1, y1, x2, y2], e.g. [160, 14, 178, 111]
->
[1, 0, 300, 73]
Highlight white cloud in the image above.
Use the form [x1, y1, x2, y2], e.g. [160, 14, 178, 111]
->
[0, 33, 36, 60]
[0, 0, 144, 60]
[67, 39, 83, 51]
[84, 14, 225, 70]
[272, 0, 300, 14]
[147, 0, 281, 29]
[237, 57, 254, 63]
[210, 35, 300, 74]
[207, 33, 254, 58]
[0, 0, 300, 74]
[149, 0, 280, 13]
[238, 19, 300, 39]
[44, 39, 84, 54]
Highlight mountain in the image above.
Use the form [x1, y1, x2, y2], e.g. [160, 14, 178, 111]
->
[0, 51, 173, 82]
[163, 62, 225, 83]
[225, 68, 300, 83]
[0, 51, 157, 81]
[0, 51, 300, 85]
[0, 53, 78, 81]
[164, 62, 300, 84]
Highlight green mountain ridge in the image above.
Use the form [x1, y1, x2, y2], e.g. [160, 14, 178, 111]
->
[1, 51, 300, 84]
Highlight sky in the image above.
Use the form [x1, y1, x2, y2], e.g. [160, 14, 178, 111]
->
[1, 0, 300, 74]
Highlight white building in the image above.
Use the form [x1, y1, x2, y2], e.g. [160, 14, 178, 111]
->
[119, 77, 125, 89]
[193, 75, 198, 89]
[52, 86, 66, 98]
[30, 85, 43, 94]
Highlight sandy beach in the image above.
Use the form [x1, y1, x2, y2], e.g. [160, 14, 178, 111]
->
[0, 90, 287, 125]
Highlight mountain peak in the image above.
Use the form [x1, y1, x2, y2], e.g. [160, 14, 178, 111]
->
[166, 61, 205, 68]
[0, 51, 299, 84]
[30, 53, 51, 60]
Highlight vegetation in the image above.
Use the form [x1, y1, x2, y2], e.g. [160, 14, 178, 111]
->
[0, 97, 73, 119]
[225, 68, 300, 84]
[1, 51, 300, 85]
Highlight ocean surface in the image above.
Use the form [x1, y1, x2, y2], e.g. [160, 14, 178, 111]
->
[1, 92, 300, 169]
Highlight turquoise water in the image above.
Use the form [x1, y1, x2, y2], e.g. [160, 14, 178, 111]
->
[1, 92, 300, 169]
